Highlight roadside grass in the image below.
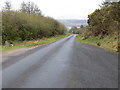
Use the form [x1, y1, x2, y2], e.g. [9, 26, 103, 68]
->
[76, 35, 118, 52]
[76, 35, 98, 45]
[1, 34, 69, 50]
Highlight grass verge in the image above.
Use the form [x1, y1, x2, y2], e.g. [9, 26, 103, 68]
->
[76, 35, 119, 52]
[2, 34, 69, 50]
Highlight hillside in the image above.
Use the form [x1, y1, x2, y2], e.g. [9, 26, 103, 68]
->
[76, 1, 120, 52]
[57, 19, 88, 28]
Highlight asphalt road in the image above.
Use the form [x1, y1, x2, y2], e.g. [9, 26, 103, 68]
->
[2, 35, 118, 88]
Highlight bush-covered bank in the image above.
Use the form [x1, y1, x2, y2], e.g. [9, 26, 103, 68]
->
[87, 1, 120, 36]
[75, 1, 120, 52]
[76, 34, 118, 52]
[1, 1, 67, 45]
[2, 34, 69, 50]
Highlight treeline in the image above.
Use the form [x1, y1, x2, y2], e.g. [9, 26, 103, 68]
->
[2, 1, 67, 45]
[87, 1, 120, 36]
[69, 25, 85, 34]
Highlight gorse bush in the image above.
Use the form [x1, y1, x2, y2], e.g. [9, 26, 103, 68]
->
[87, 1, 120, 36]
[2, 1, 67, 45]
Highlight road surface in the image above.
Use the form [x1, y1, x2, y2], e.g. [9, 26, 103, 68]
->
[2, 35, 118, 88]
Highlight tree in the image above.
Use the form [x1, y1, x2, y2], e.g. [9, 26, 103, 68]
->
[80, 25, 84, 28]
[3, 1, 12, 11]
[69, 26, 78, 34]
[20, 1, 27, 12]
[20, 1, 41, 15]
[2, 1, 67, 45]
[87, 1, 120, 36]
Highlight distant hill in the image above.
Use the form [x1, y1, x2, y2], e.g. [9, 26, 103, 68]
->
[57, 19, 88, 27]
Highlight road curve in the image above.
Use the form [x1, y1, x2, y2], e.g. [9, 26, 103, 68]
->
[2, 35, 118, 88]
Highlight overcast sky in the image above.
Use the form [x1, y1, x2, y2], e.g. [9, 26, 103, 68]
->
[1, 0, 104, 19]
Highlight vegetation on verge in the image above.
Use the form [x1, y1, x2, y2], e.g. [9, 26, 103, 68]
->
[1, 1, 67, 45]
[76, 35, 118, 52]
[74, 1, 120, 52]
[2, 34, 69, 50]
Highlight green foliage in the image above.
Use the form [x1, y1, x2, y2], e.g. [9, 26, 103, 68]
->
[2, 34, 69, 50]
[69, 26, 77, 33]
[76, 34, 119, 52]
[77, 1, 120, 52]
[2, 2, 67, 45]
[87, 1, 120, 36]
[69, 25, 86, 34]
[80, 25, 84, 28]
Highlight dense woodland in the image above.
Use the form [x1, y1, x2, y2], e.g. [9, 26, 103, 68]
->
[1, 1, 67, 45]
